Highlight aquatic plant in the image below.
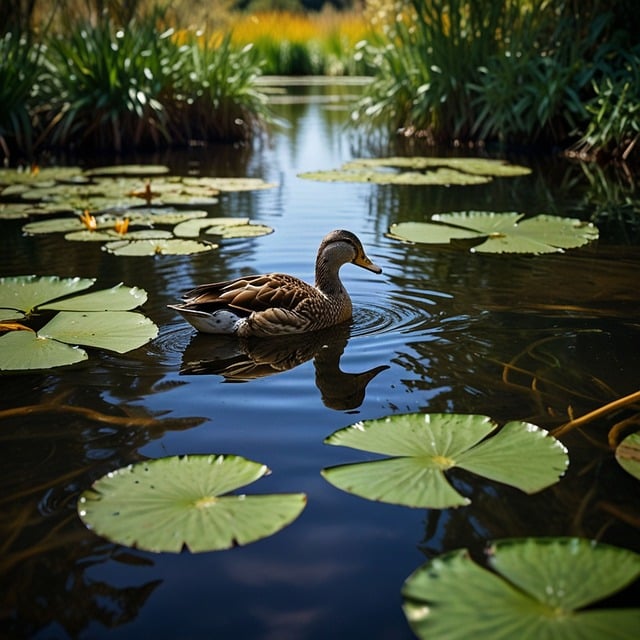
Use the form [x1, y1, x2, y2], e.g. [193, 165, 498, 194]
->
[299, 156, 531, 185]
[388, 212, 599, 254]
[0, 276, 158, 369]
[173, 32, 268, 143]
[573, 44, 640, 162]
[354, 0, 640, 162]
[322, 413, 569, 509]
[78, 454, 307, 553]
[39, 9, 180, 151]
[403, 538, 640, 639]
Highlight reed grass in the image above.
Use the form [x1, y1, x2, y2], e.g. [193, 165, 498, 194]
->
[353, 0, 640, 164]
[1, 6, 269, 157]
[0, 32, 42, 158]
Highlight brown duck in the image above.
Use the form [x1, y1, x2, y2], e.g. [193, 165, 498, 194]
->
[168, 229, 382, 337]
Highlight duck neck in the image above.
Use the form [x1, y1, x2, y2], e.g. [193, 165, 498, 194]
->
[315, 258, 346, 297]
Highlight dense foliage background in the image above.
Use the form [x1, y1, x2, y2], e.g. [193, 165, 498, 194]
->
[0, 0, 638, 165]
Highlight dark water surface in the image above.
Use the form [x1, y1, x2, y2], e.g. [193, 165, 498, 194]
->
[2, 81, 639, 639]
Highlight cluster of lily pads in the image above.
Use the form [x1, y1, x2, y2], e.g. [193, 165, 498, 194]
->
[0, 275, 158, 370]
[0, 164, 275, 255]
[300, 157, 599, 254]
[75, 412, 640, 638]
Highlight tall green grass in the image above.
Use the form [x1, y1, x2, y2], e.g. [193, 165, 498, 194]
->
[1, 8, 269, 158]
[0, 32, 42, 159]
[40, 11, 180, 151]
[354, 0, 640, 163]
[175, 33, 269, 142]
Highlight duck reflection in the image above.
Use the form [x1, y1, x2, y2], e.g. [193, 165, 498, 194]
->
[179, 323, 389, 411]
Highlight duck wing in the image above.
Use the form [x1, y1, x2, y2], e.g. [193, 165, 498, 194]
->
[182, 273, 321, 314]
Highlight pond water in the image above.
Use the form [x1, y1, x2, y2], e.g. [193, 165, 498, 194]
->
[1, 81, 639, 639]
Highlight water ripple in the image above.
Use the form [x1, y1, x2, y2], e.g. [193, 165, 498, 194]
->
[352, 290, 444, 337]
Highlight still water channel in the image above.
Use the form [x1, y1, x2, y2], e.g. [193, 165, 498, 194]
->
[2, 81, 639, 638]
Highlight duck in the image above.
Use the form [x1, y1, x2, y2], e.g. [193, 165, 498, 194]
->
[168, 229, 382, 337]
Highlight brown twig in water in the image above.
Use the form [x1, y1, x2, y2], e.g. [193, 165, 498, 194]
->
[551, 390, 640, 440]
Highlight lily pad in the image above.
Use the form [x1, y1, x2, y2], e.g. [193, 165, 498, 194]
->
[0, 275, 95, 319]
[172, 217, 250, 238]
[64, 229, 173, 242]
[40, 282, 148, 311]
[0, 330, 88, 370]
[39, 310, 158, 353]
[388, 212, 599, 254]
[321, 413, 568, 508]
[0, 166, 83, 186]
[0, 276, 158, 369]
[616, 432, 640, 480]
[206, 222, 274, 239]
[172, 217, 273, 239]
[402, 538, 640, 640]
[77, 454, 307, 553]
[299, 157, 530, 185]
[181, 176, 277, 191]
[103, 238, 216, 256]
[84, 164, 170, 177]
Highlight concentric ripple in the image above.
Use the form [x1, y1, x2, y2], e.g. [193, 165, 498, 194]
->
[351, 290, 447, 337]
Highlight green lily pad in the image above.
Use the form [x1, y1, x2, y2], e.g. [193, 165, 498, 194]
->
[616, 432, 640, 480]
[0, 275, 95, 319]
[402, 538, 640, 640]
[39, 310, 158, 353]
[77, 454, 307, 553]
[299, 157, 530, 185]
[103, 238, 216, 256]
[84, 164, 170, 177]
[64, 229, 173, 242]
[206, 222, 274, 239]
[0, 330, 88, 370]
[321, 414, 568, 509]
[0, 166, 83, 186]
[127, 209, 209, 226]
[388, 212, 599, 254]
[0, 276, 158, 368]
[173, 217, 250, 238]
[181, 177, 277, 191]
[41, 282, 148, 311]
[173, 217, 273, 239]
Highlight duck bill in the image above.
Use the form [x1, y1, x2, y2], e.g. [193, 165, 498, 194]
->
[354, 254, 382, 274]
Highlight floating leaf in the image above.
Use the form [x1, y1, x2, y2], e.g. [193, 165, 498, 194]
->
[77, 454, 307, 553]
[299, 157, 530, 185]
[84, 164, 170, 177]
[206, 222, 273, 239]
[23, 217, 104, 235]
[127, 209, 209, 226]
[41, 283, 148, 311]
[403, 538, 640, 640]
[39, 310, 158, 353]
[0, 330, 88, 370]
[388, 220, 480, 244]
[389, 212, 599, 254]
[616, 432, 640, 480]
[0, 166, 83, 186]
[64, 229, 173, 242]
[181, 176, 277, 191]
[322, 414, 568, 508]
[103, 238, 216, 256]
[0, 275, 95, 318]
[0, 276, 157, 368]
[173, 217, 250, 238]
[346, 156, 532, 176]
